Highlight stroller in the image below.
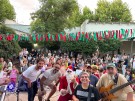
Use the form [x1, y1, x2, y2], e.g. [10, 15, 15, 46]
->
[6, 75, 27, 101]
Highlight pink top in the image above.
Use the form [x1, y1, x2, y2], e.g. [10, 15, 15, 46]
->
[10, 69, 17, 78]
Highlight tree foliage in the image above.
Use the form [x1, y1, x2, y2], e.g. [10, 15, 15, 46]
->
[30, 19, 45, 33]
[67, 6, 94, 28]
[18, 41, 33, 52]
[95, 0, 132, 22]
[82, 7, 94, 22]
[60, 40, 97, 54]
[45, 41, 60, 51]
[0, 24, 21, 59]
[97, 39, 122, 53]
[0, 0, 15, 22]
[31, 0, 79, 33]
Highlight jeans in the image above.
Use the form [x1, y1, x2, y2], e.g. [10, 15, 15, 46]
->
[26, 81, 38, 101]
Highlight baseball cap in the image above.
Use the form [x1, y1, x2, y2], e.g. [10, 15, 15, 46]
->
[107, 63, 116, 69]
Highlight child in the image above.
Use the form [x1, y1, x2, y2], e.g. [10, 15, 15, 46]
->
[10, 65, 19, 84]
[125, 68, 132, 82]
[0, 64, 9, 85]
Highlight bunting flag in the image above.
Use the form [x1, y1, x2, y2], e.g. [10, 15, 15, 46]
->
[0, 28, 135, 42]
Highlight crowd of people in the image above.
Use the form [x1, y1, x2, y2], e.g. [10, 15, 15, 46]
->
[0, 48, 135, 101]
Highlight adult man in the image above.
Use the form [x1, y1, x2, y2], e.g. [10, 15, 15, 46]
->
[73, 72, 100, 101]
[22, 58, 44, 101]
[86, 65, 98, 87]
[58, 66, 78, 101]
[38, 64, 61, 101]
[96, 63, 134, 101]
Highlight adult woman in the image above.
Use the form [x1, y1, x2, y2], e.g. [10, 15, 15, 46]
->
[73, 72, 100, 101]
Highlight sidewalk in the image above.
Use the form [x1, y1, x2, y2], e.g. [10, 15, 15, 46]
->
[5, 91, 60, 101]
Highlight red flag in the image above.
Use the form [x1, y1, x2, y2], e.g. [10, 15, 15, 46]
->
[108, 31, 111, 38]
[76, 32, 80, 41]
[60, 34, 63, 41]
[0, 34, 2, 40]
[45, 34, 48, 41]
[63, 35, 66, 42]
[6, 35, 10, 41]
[36, 34, 38, 41]
[126, 29, 128, 33]
[85, 32, 89, 39]
[96, 32, 99, 40]
[119, 30, 122, 39]
[55, 34, 58, 41]
[10, 34, 14, 41]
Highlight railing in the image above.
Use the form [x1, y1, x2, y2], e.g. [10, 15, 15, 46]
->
[0, 85, 7, 101]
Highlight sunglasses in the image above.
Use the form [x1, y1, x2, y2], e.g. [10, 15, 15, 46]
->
[67, 71, 72, 73]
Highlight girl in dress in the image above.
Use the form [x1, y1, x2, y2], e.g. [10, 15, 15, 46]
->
[10, 65, 19, 84]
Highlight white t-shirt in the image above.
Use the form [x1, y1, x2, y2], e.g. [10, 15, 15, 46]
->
[43, 68, 61, 85]
[130, 58, 135, 69]
[0, 71, 7, 84]
[113, 57, 119, 63]
[23, 65, 41, 82]
[8, 62, 13, 70]
[45, 57, 50, 64]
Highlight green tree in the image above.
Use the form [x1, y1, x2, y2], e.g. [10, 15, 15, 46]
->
[0, 24, 21, 59]
[110, 0, 132, 22]
[95, 0, 132, 22]
[95, 0, 111, 22]
[82, 7, 94, 22]
[97, 39, 121, 53]
[66, 5, 83, 27]
[0, 0, 15, 22]
[67, 6, 94, 28]
[31, 0, 79, 50]
[61, 40, 97, 55]
[31, 0, 78, 33]
[45, 41, 60, 51]
[18, 41, 33, 52]
[30, 19, 45, 33]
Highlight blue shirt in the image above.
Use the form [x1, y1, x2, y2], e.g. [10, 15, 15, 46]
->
[90, 74, 99, 87]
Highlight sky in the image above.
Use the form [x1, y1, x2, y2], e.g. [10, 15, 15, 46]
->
[9, 0, 135, 25]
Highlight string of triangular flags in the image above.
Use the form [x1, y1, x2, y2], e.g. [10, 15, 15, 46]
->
[0, 28, 135, 42]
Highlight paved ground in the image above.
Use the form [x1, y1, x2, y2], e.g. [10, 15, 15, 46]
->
[5, 91, 60, 101]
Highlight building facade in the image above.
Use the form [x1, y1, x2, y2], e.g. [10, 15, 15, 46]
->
[65, 20, 135, 54]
